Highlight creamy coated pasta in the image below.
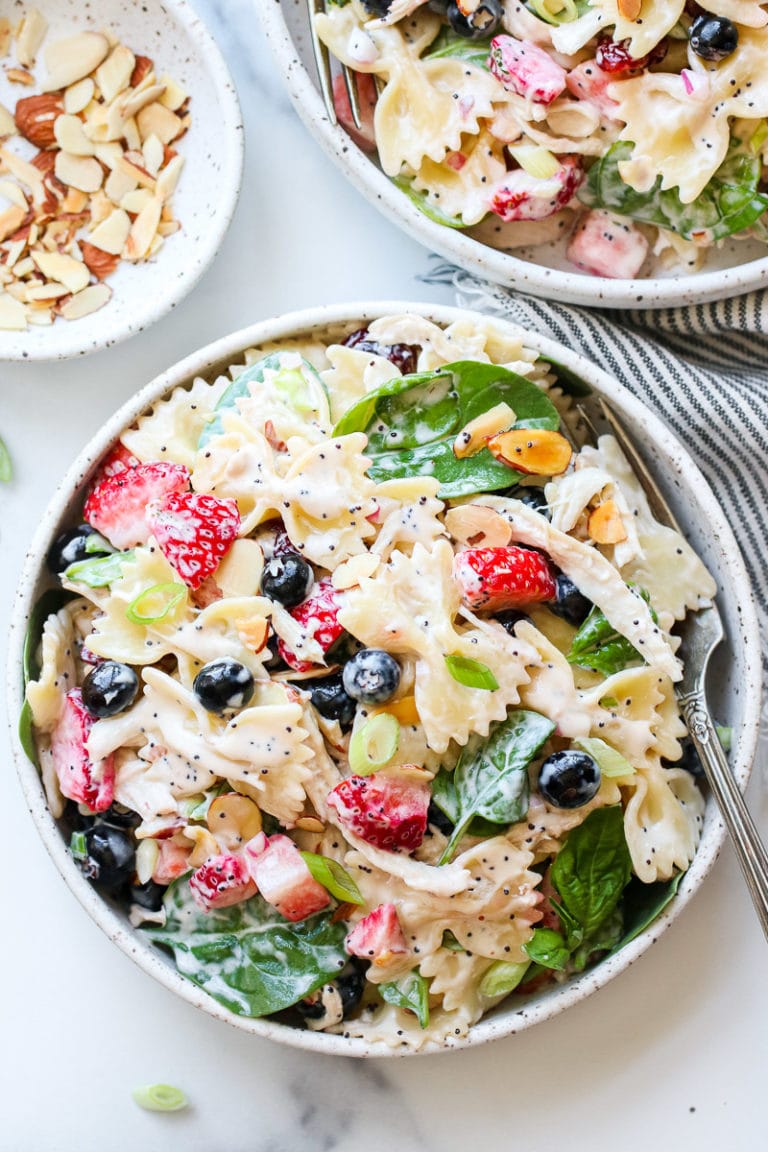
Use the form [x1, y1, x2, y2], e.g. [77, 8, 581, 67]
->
[24, 313, 717, 1050]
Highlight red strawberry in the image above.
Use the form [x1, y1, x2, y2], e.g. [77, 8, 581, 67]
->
[51, 689, 115, 812]
[189, 853, 257, 912]
[147, 491, 241, 590]
[244, 833, 330, 922]
[567, 209, 649, 279]
[152, 834, 192, 885]
[454, 546, 556, 611]
[277, 577, 345, 672]
[565, 61, 621, 119]
[83, 461, 189, 550]
[92, 443, 140, 484]
[489, 35, 567, 105]
[345, 904, 408, 964]
[488, 157, 582, 223]
[327, 774, 429, 853]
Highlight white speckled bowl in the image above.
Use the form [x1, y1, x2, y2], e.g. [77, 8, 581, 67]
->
[260, 0, 768, 309]
[0, 0, 243, 362]
[8, 302, 762, 1056]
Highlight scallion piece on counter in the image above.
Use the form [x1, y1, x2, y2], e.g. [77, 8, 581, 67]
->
[131, 1084, 188, 1113]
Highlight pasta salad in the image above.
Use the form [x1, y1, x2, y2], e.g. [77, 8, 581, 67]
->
[314, 0, 768, 278]
[23, 312, 717, 1050]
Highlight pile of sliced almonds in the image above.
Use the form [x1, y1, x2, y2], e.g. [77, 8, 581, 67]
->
[0, 9, 189, 330]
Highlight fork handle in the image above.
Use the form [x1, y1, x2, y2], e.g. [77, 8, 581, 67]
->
[680, 691, 768, 942]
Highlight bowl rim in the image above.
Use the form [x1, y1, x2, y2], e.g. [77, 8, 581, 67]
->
[0, 0, 244, 363]
[259, 0, 768, 311]
[7, 299, 763, 1057]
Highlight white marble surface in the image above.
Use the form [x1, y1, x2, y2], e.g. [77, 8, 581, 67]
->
[0, 1, 766, 1149]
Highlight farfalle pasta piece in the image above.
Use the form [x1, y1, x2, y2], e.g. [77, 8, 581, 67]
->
[26, 602, 81, 732]
[623, 759, 705, 882]
[371, 476, 446, 559]
[320, 344, 403, 422]
[411, 131, 507, 225]
[230, 351, 332, 446]
[581, 666, 686, 770]
[121, 376, 227, 470]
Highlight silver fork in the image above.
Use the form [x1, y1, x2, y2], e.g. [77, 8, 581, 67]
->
[307, 0, 362, 129]
[582, 398, 768, 941]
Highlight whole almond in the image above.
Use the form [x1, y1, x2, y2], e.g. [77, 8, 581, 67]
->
[15, 93, 64, 148]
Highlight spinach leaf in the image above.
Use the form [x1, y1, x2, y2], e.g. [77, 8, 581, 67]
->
[145, 881, 348, 1017]
[379, 971, 430, 1028]
[391, 176, 468, 229]
[523, 927, 570, 971]
[551, 806, 632, 942]
[610, 871, 683, 954]
[425, 26, 492, 67]
[65, 550, 133, 588]
[570, 905, 624, 971]
[567, 587, 654, 676]
[19, 588, 79, 765]
[334, 360, 560, 498]
[199, 353, 330, 449]
[580, 139, 768, 243]
[438, 709, 555, 864]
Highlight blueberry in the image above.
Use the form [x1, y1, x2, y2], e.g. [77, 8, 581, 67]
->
[296, 965, 366, 1025]
[260, 552, 313, 609]
[360, 0, 394, 14]
[262, 634, 288, 673]
[671, 739, 704, 779]
[500, 484, 550, 518]
[447, 0, 503, 38]
[130, 879, 166, 911]
[101, 803, 141, 830]
[81, 660, 139, 718]
[495, 609, 530, 635]
[342, 648, 401, 704]
[80, 823, 136, 891]
[46, 523, 109, 574]
[549, 573, 592, 626]
[428, 800, 454, 837]
[689, 14, 738, 61]
[304, 671, 357, 731]
[193, 658, 255, 714]
[337, 964, 366, 1016]
[539, 750, 601, 809]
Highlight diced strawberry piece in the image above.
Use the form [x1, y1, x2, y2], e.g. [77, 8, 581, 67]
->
[152, 835, 192, 884]
[189, 853, 257, 912]
[50, 688, 114, 812]
[567, 209, 649, 279]
[488, 156, 582, 223]
[454, 546, 556, 611]
[565, 61, 621, 119]
[345, 903, 408, 965]
[327, 774, 429, 853]
[146, 490, 240, 591]
[244, 833, 330, 922]
[88, 443, 140, 491]
[489, 35, 567, 105]
[277, 577, 345, 672]
[83, 461, 190, 550]
[332, 71, 378, 152]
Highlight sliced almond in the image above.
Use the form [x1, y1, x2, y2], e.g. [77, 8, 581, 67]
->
[157, 220, 180, 237]
[617, 0, 642, 18]
[124, 195, 161, 260]
[64, 77, 95, 115]
[0, 180, 28, 210]
[142, 133, 164, 177]
[60, 187, 89, 214]
[235, 617, 270, 654]
[54, 151, 103, 194]
[207, 794, 263, 853]
[215, 539, 265, 597]
[87, 207, 131, 254]
[130, 56, 153, 88]
[81, 241, 119, 280]
[43, 32, 109, 91]
[95, 44, 135, 103]
[6, 243, 28, 270]
[25, 280, 69, 302]
[294, 817, 325, 833]
[1, 148, 45, 201]
[59, 281, 111, 320]
[0, 18, 10, 59]
[588, 499, 628, 544]
[0, 204, 26, 243]
[487, 428, 573, 477]
[136, 101, 182, 146]
[123, 115, 141, 152]
[32, 249, 89, 293]
[89, 189, 113, 226]
[332, 552, 380, 590]
[118, 152, 156, 190]
[16, 8, 48, 68]
[95, 141, 125, 171]
[26, 306, 53, 326]
[184, 826, 220, 868]
[445, 503, 514, 548]
[120, 187, 153, 215]
[54, 113, 96, 156]
[105, 164, 137, 204]
[155, 154, 185, 203]
[453, 401, 516, 459]
[158, 74, 188, 112]
[6, 68, 35, 86]
[0, 102, 15, 138]
[118, 82, 166, 123]
[0, 292, 27, 329]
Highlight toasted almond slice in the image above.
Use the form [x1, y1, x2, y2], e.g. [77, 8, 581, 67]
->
[95, 141, 125, 171]
[142, 132, 164, 177]
[136, 101, 182, 146]
[59, 281, 111, 320]
[617, 0, 642, 17]
[25, 281, 70, 301]
[54, 113, 96, 156]
[0, 18, 10, 59]
[588, 499, 628, 544]
[155, 154, 185, 203]
[12, 255, 35, 277]
[207, 794, 263, 853]
[120, 187, 153, 215]
[157, 220, 181, 237]
[43, 32, 110, 91]
[81, 242, 119, 280]
[124, 195, 162, 260]
[60, 187, 89, 214]
[54, 151, 103, 194]
[95, 44, 135, 103]
[16, 8, 48, 68]
[118, 152, 156, 190]
[487, 428, 573, 477]
[294, 817, 326, 833]
[26, 306, 53, 326]
[0, 147, 45, 201]
[0, 204, 26, 243]
[88, 207, 131, 254]
[0, 103, 15, 138]
[453, 401, 516, 459]
[184, 826, 219, 868]
[32, 249, 90, 293]
[158, 74, 188, 112]
[89, 189, 113, 226]
[5, 241, 26, 269]
[6, 68, 35, 85]
[332, 553, 380, 590]
[118, 82, 166, 122]
[444, 504, 514, 548]
[214, 538, 265, 597]
[0, 180, 28, 210]
[235, 617, 270, 654]
[148, 233, 163, 257]
[64, 77, 95, 115]
[105, 165, 137, 204]
[0, 292, 27, 329]
[123, 115, 141, 152]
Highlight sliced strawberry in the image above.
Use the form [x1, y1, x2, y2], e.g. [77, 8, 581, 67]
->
[332, 70, 378, 152]
[454, 546, 557, 611]
[277, 577, 345, 672]
[345, 903, 408, 964]
[88, 443, 140, 491]
[83, 461, 189, 550]
[488, 157, 582, 223]
[147, 491, 240, 591]
[244, 833, 330, 922]
[327, 774, 429, 853]
[566, 209, 649, 279]
[189, 853, 257, 912]
[50, 689, 114, 812]
[565, 61, 621, 119]
[152, 834, 193, 885]
[489, 35, 567, 105]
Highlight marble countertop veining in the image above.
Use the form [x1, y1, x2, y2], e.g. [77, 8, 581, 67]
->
[0, 2, 766, 1150]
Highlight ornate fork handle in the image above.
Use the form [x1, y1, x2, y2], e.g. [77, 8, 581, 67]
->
[679, 688, 768, 941]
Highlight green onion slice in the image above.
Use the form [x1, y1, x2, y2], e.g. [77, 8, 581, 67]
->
[132, 1084, 188, 1113]
[70, 831, 87, 860]
[348, 713, 400, 776]
[0, 434, 12, 483]
[479, 960, 530, 998]
[126, 582, 186, 625]
[65, 550, 133, 588]
[300, 852, 365, 905]
[507, 143, 560, 180]
[528, 0, 578, 24]
[573, 735, 635, 778]
[444, 655, 499, 691]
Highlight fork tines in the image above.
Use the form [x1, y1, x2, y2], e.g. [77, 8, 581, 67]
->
[307, 0, 363, 130]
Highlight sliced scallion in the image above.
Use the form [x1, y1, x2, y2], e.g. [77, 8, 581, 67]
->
[479, 959, 530, 998]
[126, 582, 186, 625]
[65, 550, 132, 588]
[131, 1084, 188, 1113]
[508, 143, 561, 180]
[444, 655, 499, 691]
[300, 852, 365, 905]
[0, 434, 12, 483]
[70, 831, 87, 860]
[348, 712, 400, 775]
[527, 0, 578, 25]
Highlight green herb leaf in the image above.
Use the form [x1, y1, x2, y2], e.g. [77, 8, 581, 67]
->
[84, 531, 114, 556]
[438, 709, 555, 864]
[551, 806, 632, 943]
[572, 736, 636, 778]
[125, 582, 186, 625]
[523, 927, 571, 971]
[425, 26, 492, 67]
[300, 852, 365, 906]
[567, 588, 654, 676]
[144, 881, 348, 1017]
[570, 906, 624, 971]
[610, 871, 684, 954]
[0, 433, 12, 483]
[479, 960, 530, 997]
[379, 971, 430, 1028]
[444, 654, 499, 691]
[333, 360, 560, 498]
[65, 550, 134, 588]
[132, 1084, 188, 1113]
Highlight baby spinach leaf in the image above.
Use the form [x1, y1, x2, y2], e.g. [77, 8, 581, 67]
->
[569, 905, 624, 971]
[19, 588, 79, 766]
[300, 852, 364, 905]
[551, 806, 632, 942]
[334, 360, 560, 498]
[65, 550, 134, 588]
[425, 26, 493, 67]
[145, 881, 348, 1017]
[379, 971, 430, 1028]
[391, 175, 468, 229]
[580, 139, 768, 243]
[438, 709, 555, 864]
[610, 871, 684, 954]
[567, 587, 654, 676]
[523, 928, 570, 971]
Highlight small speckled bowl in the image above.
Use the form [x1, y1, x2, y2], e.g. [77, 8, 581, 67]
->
[0, 0, 243, 362]
[260, 0, 768, 309]
[7, 302, 762, 1056]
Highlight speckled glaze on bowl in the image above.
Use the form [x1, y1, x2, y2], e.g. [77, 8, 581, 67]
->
[260, 0, 768, 310]
[7, 301, 762, 1056]
[0, 0, 243, 362]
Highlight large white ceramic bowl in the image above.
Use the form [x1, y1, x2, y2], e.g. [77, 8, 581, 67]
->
[0, 0, 243, 362]
[260, 0, 768, 310]
[7, 301, 762, 1056]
